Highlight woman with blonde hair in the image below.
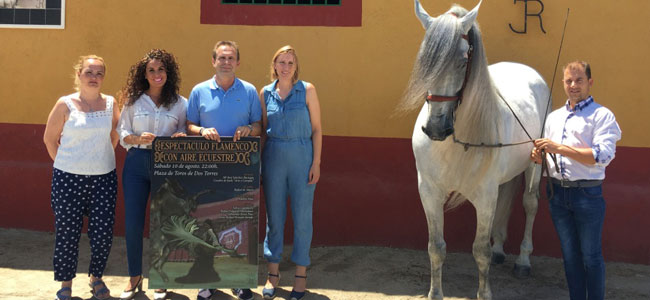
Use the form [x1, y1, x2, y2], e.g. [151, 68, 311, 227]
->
[259, 45, 322, 300]
[43, 55, 120, 300]
[117, 49, 187, 300]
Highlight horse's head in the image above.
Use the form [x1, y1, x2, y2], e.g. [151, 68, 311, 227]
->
[412, 0, 481, 141]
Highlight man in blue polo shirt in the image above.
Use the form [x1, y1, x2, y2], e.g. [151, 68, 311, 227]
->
[187, 40, 262, 142]
[187, 40, 261, 300]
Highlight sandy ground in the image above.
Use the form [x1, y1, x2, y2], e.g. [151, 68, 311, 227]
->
[1, 228, 649, 300]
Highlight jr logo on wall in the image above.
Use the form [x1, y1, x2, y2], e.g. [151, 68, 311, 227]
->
[148, 136, 260, 289]
[509, 0, 545, 34]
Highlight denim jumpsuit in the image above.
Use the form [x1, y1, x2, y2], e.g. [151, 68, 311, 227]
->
[262, 80, 316, 267]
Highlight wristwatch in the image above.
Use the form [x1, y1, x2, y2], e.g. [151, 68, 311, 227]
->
[246, 124, 253, 131]
[199, 127, 205, 136]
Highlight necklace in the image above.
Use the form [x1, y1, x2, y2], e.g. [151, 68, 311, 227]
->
[79, 95, 101, 112]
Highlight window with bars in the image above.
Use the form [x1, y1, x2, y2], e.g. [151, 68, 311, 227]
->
[0, 0, 64, 29]
[222, 0, 340, 5]
[201, 0, 360, 26]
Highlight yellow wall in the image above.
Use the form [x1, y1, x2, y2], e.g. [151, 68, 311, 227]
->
[0, 0, 647, 147]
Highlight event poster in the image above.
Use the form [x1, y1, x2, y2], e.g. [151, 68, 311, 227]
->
[148, 136, 260, 289]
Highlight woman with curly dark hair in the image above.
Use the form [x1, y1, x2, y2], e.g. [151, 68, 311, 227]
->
[117, 49, 187, 300]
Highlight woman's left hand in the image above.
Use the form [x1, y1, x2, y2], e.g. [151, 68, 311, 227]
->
[171, 132, 187, 138]
[308, 164, 320, 184]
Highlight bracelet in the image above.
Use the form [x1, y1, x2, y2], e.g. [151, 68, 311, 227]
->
[199, 127, 204, 136]
[246, 124, 253, 131]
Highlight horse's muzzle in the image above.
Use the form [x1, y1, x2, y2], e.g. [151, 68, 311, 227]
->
[422, 125, 454, 141]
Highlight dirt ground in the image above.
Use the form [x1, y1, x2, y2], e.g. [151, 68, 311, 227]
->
[1, 228, 649, 300]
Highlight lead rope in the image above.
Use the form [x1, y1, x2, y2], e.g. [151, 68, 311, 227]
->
[452, 89, 534, 151]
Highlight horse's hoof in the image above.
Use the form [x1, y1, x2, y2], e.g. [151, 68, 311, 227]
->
[513, 263, 531, 278]
[491, 253, 506, 265]
[427, 287, 443, 300]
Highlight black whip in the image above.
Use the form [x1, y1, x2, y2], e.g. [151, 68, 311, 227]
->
[541, 8, 570, 198]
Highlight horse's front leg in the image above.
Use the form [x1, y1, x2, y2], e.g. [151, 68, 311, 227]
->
[471, 188, 498, 300]
[418, 177, 446, 300]
[514, 163, 541, 277]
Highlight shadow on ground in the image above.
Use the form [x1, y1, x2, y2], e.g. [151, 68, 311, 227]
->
[1, 228, 649, 300]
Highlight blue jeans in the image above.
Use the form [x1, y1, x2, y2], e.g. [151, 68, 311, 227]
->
[262, 139, 316, 267]
[122, 148, 152, 276]
[548, 182, 606, 300]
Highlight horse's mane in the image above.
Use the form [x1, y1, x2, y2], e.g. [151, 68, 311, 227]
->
[401, 6, 467, 112]
[402, 5, 504, 202]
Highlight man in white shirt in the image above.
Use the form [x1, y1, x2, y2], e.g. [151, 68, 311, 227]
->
[531, 61, 621, 300]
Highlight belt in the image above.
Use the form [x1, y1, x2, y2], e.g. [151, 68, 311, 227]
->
[134, 144, 152, 150]
[550, 178, 602, 188]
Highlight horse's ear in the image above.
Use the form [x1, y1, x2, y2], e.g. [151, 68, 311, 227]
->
[414, 0, 435, 30]
[460, 0, 482, 33]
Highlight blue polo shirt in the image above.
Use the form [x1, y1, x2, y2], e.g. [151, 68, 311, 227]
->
[187, 76, 262, 136]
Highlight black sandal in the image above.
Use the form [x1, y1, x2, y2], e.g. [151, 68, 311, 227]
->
[290, 275, 307, 300]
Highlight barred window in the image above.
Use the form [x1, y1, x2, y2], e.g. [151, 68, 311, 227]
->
[201, 0, 359, 27]
[0, 0, 64, 29]
[222, 0, 341, 5]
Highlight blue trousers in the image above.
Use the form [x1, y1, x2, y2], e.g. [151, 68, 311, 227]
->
[262, 139, 316, 266]
[122, 148, 152, 276]
[548, 183, 606, 300]
[51, 168, 117, 281]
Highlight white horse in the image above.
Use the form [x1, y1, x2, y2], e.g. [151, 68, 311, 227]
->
[401, 1, 549, 299]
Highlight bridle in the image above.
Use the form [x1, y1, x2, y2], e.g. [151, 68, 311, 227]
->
[426, 14, 475, 105]
[420, 22, 534, 151]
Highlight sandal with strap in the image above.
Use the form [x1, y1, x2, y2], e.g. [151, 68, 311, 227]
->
[119, 275, 143, 300]
[55, 287, 72, 300]
[153, 288, 168, 300]
[290, 275, 307, 300]
[197, 289, 216, 300]
[262, 273, 280, 299]
[89, 279, 111, 300]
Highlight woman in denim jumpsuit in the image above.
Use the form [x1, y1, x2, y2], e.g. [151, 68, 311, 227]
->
[259, 46, 322, 300]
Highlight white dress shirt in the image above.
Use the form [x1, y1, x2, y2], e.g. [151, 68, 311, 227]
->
[118, 94, 187, 150]
[544, 96, 622, 181]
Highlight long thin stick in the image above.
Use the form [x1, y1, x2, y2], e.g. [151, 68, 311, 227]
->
[534, 8, 570, 194]
[540, 8, 570, 138]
